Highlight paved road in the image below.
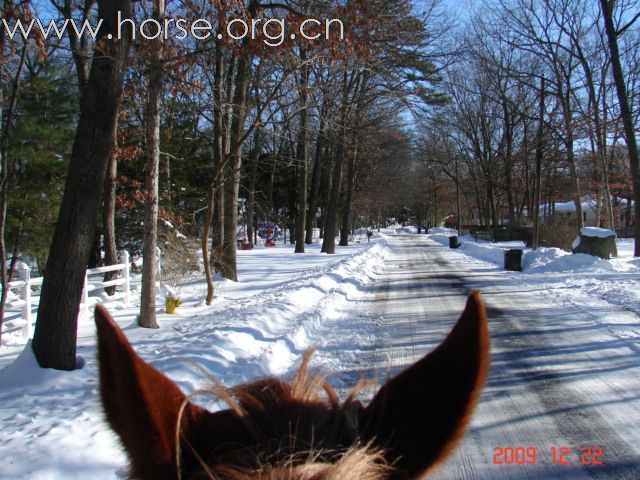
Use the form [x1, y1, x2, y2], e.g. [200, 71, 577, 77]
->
[322, 232, 640, 479]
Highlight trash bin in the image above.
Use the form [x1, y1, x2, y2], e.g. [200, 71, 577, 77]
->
[449, 236, 461, 249]
[504, 249, 523, 271]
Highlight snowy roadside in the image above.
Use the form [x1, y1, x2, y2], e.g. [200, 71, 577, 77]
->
[0, 236, 390, 480]
[1, 228, 638, 479]
[428, 230, 640, 317]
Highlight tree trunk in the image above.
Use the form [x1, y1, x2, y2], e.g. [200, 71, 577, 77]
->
[32, 0, 132, 370]
[202, 185, 215, 305]
[213, 178, 225, 273]
[61, 0, 91, 91]
[0, 60, 3, 341]
[8, 211, 25, 282]
[202, 36, 224, 304]
[139, 0, 164, 329]
[217, 50, 238, 276]
[305, 105, 326, 245]
[600, 0, 640, 256]
[339, 137, 357, 246]
[533, 77, 545, 250]
[103, 129, 118, 296]
[340, 70, 367, 247]
[295, 56, 309, 254]
[222, 52, 251, 281]
[487, 179, 499, 229]
[0, 41, 27, 339]
[247, 129, 261, 249]
[559, 84, 583, 229]
[321, 69, 349, 254]
[502, 98, 516, 226]
[577, 43, 615, 230]
[600, 90, 615, 231]
[318, 129, 334, 240]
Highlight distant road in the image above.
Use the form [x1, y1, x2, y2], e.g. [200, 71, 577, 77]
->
[325, 232, 640, 479]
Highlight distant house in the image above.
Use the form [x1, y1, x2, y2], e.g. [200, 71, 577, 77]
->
[539, 196, 633, 227]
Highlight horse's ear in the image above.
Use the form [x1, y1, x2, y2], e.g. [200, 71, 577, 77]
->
[361, 291, 490, 478]
[95, 305, 201, 480]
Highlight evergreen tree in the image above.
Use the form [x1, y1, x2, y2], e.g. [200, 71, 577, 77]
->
[8, 60, 77, 272]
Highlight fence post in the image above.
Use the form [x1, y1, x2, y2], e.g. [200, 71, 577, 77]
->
[120, 250, 130, 304]
[17, 263, 32, 339]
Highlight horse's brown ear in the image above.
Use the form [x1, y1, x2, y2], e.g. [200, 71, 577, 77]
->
[361, 291, 490, 478]
[95, 305, 201, 480]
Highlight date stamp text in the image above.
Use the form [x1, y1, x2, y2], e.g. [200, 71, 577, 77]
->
[492, 446, 604, 466]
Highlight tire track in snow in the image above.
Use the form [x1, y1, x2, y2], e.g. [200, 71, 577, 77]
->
[320, 232, 640, 479]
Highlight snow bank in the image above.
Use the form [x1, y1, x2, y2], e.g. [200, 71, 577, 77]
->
[524, 249, 612, 273]
[429, 233, 525, 268]
[428, 233, 631, 274]
[0, 240, 391, 480]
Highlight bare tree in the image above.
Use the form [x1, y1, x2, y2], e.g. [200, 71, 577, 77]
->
[294, 52, 309, 253]
[139, 0, 165, 328]
[493, 0, 586, 229]
[321, 67, 350, 254]
[102, 136, 119, 295]
[599, 0, 640, 256]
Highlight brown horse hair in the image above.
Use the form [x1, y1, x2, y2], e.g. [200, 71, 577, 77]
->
[191, 445, 392, 480]
[95, 291, 490, 480]
[174, 350, 377, 479]
[175, 348, 378, 480]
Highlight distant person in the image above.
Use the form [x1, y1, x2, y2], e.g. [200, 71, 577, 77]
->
[266, 228, 276, 247]
[241, 234, 252, 250]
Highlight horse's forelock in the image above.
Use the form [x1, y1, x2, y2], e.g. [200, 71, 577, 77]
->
[178, 353, 373, 478]
[188, 445, 390, 480]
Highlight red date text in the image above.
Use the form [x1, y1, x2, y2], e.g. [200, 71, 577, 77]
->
[493, 446, 604, 466]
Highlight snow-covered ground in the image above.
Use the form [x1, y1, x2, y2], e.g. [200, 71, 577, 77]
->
[0, 228, 638, 479]
[428, 228, 640, 318]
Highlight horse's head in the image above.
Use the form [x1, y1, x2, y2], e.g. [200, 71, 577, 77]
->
[95, 291, 489, 479]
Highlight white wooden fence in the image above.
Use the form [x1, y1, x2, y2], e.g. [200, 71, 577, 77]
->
[6, 251, 131, 339]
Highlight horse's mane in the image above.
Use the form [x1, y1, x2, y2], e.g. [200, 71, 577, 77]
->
[178, 350, 377, 478]
[198, 445, 391, 480]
